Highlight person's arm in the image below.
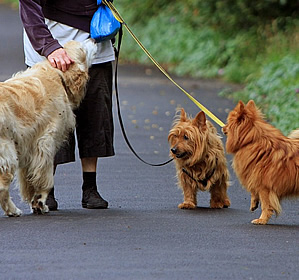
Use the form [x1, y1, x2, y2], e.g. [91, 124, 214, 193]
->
[19, 0, 73, 71]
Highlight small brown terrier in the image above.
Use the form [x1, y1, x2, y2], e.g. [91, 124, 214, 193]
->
[223, 100, 299, 225]
[168, 108, 230, 209]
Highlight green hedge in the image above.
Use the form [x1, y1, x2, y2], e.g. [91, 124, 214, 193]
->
[118, 0, 298, 31]
[116, 0, 298, 134]
[3, 0, 298, 134]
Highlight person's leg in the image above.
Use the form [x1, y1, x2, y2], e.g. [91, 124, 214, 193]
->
[76, 63, 114, 209]
[47, 62, 114, 210]
[47, 147, 110, 210]
[81, 157, 97, 172]
[80, 157, 108, 209]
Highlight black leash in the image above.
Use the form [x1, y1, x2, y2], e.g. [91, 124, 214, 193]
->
[113, 25, 173, 167]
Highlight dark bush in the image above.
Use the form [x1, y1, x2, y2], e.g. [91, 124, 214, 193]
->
[120, 0, 298, 32]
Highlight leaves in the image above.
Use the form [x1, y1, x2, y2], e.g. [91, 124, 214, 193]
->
[116, 0, 298, 134]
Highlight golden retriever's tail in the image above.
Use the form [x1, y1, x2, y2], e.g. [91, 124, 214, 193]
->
[288, 129, 299, 139]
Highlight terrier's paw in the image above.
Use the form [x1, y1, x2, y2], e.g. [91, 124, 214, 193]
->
[178, 202, 196, 209]
[210, 198, 231, 209]
[223, 198, 231, 208]
[210, 201, 224, 209]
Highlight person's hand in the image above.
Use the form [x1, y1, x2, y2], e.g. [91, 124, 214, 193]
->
[47, 48, 74, 72]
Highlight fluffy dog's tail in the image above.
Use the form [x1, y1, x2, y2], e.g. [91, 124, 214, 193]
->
[288, 129, 299, 139]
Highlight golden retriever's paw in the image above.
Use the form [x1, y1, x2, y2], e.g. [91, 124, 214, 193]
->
[178, 202, 196, 209]
[6, 207, 22, 217]
[251, 218, 268, 225]
[31, 194, 49, 215]
[32, 204, 49, 215]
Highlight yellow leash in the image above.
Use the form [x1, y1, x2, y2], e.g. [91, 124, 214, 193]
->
[102, 0, 225, 128]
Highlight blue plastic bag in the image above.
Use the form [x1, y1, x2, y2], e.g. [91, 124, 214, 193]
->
[90, 1, 121, 43]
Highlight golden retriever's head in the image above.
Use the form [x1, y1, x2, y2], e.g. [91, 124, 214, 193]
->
[168, 108, 210, 166]
[64, 39, 97, 71]
[223, 100, 264, 153]
[60, 39, 97, 108]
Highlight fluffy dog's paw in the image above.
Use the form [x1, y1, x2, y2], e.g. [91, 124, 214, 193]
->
[251, 218, 268, 225]
[250, 201, 259, 212]
[178, 202, 196, 209]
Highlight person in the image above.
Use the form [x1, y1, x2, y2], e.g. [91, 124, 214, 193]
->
[19, 0, 115, 210]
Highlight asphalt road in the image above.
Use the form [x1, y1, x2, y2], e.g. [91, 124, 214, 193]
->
[0, 4, 298, 280]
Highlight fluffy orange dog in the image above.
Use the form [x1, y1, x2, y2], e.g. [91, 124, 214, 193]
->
[168, 109, 230, 209]
[223, 100, 299, 225]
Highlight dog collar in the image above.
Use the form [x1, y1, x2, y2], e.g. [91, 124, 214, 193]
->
[182, 163, 216, 190]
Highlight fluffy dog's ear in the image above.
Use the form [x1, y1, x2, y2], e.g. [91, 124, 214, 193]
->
[245, 99, 264, 120]
[180, 108, 187, 122]
[193, 111, 206, 129]
[246, 100, 257, 111]
[236, 100, 245, 113]
[235, 100, 246, 122]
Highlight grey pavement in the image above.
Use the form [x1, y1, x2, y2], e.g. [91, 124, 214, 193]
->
[0, 4, 298, 280]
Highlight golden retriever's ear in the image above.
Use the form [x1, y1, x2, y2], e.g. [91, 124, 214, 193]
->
[180, 108, 187, 122]
[61, 67, 89, 108]
[193, 111, 206, 129]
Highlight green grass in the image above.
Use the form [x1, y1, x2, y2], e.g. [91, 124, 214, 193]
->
[3, 0, 298, 134]
[220, 55, 299, 134]
[116, 2, 299, 135]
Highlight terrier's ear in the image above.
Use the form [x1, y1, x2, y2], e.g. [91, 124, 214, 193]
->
[193, 111, 206, 128]
[180, 108, 187, 122]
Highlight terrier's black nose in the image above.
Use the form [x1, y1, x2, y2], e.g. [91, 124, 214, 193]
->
[171, 147, 177, 154]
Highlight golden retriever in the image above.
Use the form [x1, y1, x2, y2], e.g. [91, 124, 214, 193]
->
[0, 39, 97, 216]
